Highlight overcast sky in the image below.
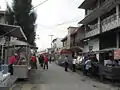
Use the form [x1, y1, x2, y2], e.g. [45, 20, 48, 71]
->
[1, 0, 85, 51]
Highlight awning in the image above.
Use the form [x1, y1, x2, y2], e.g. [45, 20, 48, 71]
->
[0, 24, 27, 40]
[79, 0, 118, 24]
[60, 49, 73, 54]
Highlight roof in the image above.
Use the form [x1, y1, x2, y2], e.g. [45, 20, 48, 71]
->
[0, 24, 27, 40]
[52, 38, 57, 43]
[67, 26, 78, 30]
[78, 0, 97, 9]
[70, 25, 84, 36]
[61, 35, 67, 42]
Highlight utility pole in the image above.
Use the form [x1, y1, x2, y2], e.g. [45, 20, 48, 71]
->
[49, 35, 54, 48]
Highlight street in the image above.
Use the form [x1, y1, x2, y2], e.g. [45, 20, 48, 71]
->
[12, 63, 119, 90]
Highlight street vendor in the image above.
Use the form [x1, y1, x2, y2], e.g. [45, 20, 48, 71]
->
[105, 53, 118, 66]
[8, 53, 18, 75]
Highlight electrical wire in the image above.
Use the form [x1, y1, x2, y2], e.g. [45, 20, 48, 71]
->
[31, 0, 49, 10]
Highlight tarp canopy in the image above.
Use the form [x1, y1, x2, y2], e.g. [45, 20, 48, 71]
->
[0, 24, 27, 40]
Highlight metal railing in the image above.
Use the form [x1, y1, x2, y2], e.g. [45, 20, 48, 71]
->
[101, 13, 117, 26]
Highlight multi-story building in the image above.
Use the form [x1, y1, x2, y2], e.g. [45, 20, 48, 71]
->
[61, 26, 85, 56]
[70, 26, 85, 55]
[79, 0, 120, 57]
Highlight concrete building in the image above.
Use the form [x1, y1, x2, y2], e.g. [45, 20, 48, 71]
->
[52, 38, 62, 53]
[78, 0, 120, 60]
[61, 35, 68, 49]
[70, 26, 85, 55]
[61, 26, 85, 56]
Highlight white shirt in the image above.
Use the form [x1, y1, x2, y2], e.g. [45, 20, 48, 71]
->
[85, 60, 91, 70]
[73, 59, 77, 64]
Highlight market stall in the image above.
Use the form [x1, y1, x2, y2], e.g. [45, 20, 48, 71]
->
[98, 48, 120, 81]
[0, 24, 26, 89]
[81, 48, 120, 81]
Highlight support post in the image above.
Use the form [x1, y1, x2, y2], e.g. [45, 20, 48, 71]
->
[116, 33, 119, 48]
[116, 5, 119, 23]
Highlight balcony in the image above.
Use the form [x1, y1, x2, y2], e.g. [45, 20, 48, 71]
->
[101, 14, 118, 32]
[79, 0, 117, 24]
[85, 24, 100, 38]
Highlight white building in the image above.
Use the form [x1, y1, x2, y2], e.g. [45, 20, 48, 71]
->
[52, 38, 62, 53]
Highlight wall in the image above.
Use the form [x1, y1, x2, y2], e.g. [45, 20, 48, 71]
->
[83, 38, 99, 60]
[84, 38, 99, 52]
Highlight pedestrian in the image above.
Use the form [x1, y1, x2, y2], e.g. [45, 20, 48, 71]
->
[31, 54, 37, 69]
[8, 53, 18, 75]
[43, 55, 48, 69]
[72, 56, 77, 72]
[49, 56, 52, 63]
[38, 54, 44, 68]
[64, 56, 69, 72]
[84, 56, 91, 76]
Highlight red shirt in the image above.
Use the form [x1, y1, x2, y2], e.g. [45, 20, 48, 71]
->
[44, 56, 48, 63]
[9, 56, 17, 64]
[31, 56, 37, 62]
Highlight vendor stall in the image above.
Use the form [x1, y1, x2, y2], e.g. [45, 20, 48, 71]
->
[81, 48, 120, 81]
[3, 41, 38, 79]
[0, 24, 27, 89]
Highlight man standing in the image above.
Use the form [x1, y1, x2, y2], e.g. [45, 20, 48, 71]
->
[44, 55, 48, 70]
[64, 56, 69, 72]
[31, 54, 37, 69]
[72, 56, 77, 72]
[8, 53, 18, 75]
[38, 54, 44, 68]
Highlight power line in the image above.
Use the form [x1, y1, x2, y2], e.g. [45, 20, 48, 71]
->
[31, 0, 49, 10]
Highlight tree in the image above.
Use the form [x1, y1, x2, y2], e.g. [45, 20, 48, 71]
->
[6, 0, 37, 45]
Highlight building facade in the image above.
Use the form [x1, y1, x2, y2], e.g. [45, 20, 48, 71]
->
[79, 0, 120, 56]
[0, 11, 7, 24]
[61, 26, 85, 56]
[52, 38, 62, 53]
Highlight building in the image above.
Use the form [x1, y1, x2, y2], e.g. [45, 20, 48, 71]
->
[70, 26, 85, 55]
[78, 0, 120, 59]
[0, 10, 27, 61]
[52, 38, 62, 53]
[0, 11, 7, 24]
[61, 35, 68, 49]
[61, 26, 85, 56]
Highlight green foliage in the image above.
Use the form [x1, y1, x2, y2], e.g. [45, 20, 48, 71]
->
[6, 0, 37, 45]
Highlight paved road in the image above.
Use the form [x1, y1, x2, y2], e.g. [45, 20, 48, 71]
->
[12, 63, 119, 90]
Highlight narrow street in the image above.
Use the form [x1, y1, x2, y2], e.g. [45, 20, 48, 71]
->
[12, 63, 119, 90]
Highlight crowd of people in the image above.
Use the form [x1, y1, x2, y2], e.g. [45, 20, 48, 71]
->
[8, 53, 51, 75]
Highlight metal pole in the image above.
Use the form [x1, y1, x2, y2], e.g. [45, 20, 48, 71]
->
[1, 45, 3, 60]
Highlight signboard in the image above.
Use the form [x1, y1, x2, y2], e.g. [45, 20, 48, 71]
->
[114, 50, 120, 59]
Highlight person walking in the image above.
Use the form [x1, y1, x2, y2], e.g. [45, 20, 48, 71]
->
[38, 54, 44, 68]
[44, 55, 48, 70]
[64, 56, 69, 72]
[31, 54, 37, 69]
[8, 53, 18, 75]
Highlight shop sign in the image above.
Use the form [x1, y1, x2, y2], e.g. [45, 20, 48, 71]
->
[114, 50, 120, 59]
